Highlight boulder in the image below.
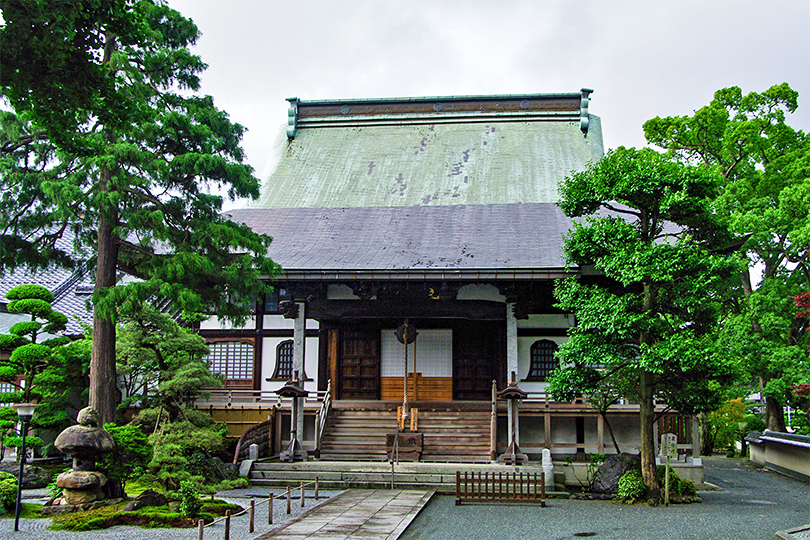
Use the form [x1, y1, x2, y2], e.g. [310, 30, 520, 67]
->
[0, 462, 52, 489]
[121, 488, 167, 512]
[56, 470, 107, 490]
[591, 453, 641, 494]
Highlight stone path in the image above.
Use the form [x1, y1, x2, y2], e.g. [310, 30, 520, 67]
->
[255, 489, 433, 540]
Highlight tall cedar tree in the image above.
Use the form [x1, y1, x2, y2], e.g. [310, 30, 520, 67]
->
[0, 1, 278, 423]
[550, 147, 739, 499]
[644, 84, 810, 431]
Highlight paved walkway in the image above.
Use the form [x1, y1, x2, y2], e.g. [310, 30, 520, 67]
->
[255, 489, 433, 540]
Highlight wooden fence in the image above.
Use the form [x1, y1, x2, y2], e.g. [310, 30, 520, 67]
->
[455, 471, 545, 507]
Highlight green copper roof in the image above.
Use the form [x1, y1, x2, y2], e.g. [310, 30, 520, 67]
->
[256, 115, 603, 209]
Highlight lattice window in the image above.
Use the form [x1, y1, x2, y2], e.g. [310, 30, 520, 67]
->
[525, 339, 559, 381]
[272, 340, 294, 380]
[206, 340, 254, 387]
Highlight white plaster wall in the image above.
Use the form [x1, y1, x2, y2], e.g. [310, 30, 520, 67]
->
[327, 284, 360, 300]
[380, 328, 452, 377]
[517, 313, 574, 329]
[260, 335, 320, 394]
[456, 283, 505, 302]
[200, 315, 256, 330]
[262, 315, 295, 329]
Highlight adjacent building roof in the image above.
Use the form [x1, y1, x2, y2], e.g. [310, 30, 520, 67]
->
[227, 203, 576, 281]
[0, 263, 92, 336]
[255, 91, 602, 209]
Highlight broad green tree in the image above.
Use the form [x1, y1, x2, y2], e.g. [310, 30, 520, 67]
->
[645, 84, 810, 431]
[0, 1, 277, 424]
[550, 147, 739, 499]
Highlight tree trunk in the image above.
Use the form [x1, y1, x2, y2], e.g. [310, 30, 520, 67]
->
[766, 395, 787, 432]
[699, 412, 714, 455]
[639, 369, 660, 501]
[90, 171, 120, 426]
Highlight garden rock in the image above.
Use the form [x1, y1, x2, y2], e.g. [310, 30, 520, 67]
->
[592, 453, 641, 494]
[121, 488, 167, 512]
[0, 462, 52, 489]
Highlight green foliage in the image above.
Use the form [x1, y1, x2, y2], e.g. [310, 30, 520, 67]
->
[1, 0, 279, 423]
[51, 502, 215, 531]
[102, 423, 153, 490]
[0, 471, 17, 513]
[655, 465, 694, 496]
[0, 284, 72, 408]
[708, 398, 746, 453]
[617, 470, 645, 501]
[136, 407, 224, 490]
[554, 145, 740, 495]
[645, 83, 810, 431]
[116, 303, 217, 419]
[178, 480, 202, 518]
[742, 413, 766, 433]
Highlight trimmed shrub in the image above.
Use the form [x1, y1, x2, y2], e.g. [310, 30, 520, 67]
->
[0, 471, 17, 512]
[617, 469, 645, 501]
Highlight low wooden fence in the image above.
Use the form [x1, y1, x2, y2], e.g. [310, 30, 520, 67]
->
[196, 478, 320, 539]
[455, 471, 545, 507]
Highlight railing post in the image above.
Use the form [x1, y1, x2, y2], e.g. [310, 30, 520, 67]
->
[197, 519, 204, 540]
[301, 481, 306, 507]
[269, 493, 274, 525]
[315, 477, 319, 500]
[286, 486, 291, 514]
[249, 499, 255, 533]
[490, 379, 497, 461]
[224, 510, 231, 540]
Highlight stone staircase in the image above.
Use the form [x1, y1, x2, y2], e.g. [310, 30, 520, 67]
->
[316, 401, 493, 463]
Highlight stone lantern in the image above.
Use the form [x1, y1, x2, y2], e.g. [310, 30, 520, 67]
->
[53, 407, 116, 506]
[498, 371, 528, 465]
[277, 371, 308, 462]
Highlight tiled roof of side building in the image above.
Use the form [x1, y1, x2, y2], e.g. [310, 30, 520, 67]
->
[226, 203, 577, 280]
[255, 91, 602, 209]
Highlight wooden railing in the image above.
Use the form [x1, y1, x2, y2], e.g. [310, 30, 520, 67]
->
[232, 419, 273, 464]
[456, 471, 546, 506]
[315, 380, 332, 456]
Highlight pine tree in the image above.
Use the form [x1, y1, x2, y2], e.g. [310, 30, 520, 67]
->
[0, 1, 278, 423]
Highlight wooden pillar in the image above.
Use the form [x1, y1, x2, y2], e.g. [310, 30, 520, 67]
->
[597, 414, 605, 454]
[544, 411, 551, 450]
[691, 416, 700, 458]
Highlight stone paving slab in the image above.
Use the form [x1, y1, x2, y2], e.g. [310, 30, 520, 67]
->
[255, 489, 433, 540]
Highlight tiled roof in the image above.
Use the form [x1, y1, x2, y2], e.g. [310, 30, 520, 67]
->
[0, 237, 93, 336]
[226, 203, 575, 279]
[255, 93, 602, 209]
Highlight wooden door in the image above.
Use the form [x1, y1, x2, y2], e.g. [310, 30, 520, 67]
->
[339, 329, 380, 400]
[453, 325, 502, 401]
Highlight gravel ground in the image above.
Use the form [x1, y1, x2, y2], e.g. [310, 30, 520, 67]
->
[398, 457, 810, 540]
[0, 487, 343, 540]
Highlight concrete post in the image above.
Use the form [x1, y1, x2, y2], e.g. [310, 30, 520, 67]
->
[293, 301, 306, 447]
[506, 303, 519, 379]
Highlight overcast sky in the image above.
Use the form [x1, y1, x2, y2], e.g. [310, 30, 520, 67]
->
[168, 0, 810, 198]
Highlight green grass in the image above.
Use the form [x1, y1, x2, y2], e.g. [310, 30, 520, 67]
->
[49, 499, 243, 531]
[0, 502, 48, 519]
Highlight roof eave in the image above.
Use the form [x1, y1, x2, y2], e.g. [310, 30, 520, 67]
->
[267, 268, 577, 282]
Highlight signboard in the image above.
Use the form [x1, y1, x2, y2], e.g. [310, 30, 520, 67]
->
[661, 433, 678, 457]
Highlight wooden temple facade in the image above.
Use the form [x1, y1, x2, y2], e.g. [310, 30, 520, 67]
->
[194, 90, 698, 463]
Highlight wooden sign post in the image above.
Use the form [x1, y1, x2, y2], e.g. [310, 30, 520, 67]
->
[661, 433, 678, 506]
